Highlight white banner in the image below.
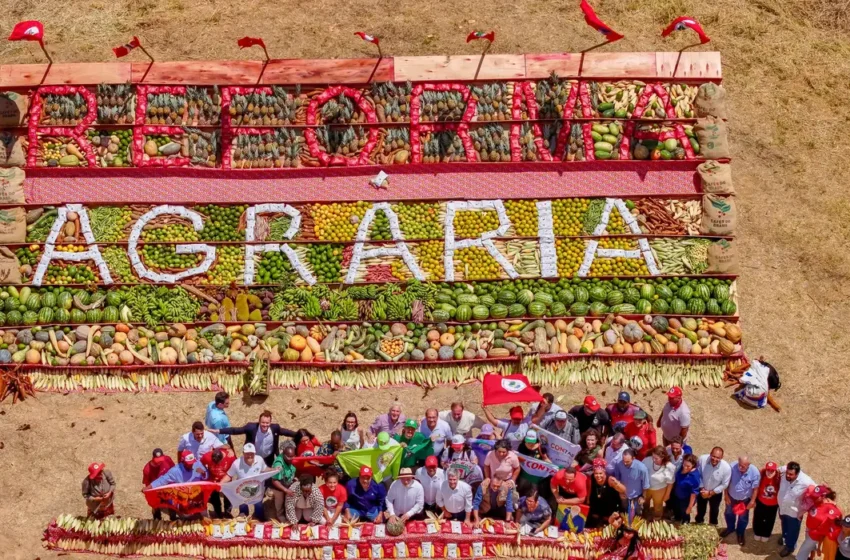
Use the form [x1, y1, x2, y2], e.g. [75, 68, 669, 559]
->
[220, 468, 280, 507]
[533, 424, 582, 467]
[517, 453, 560, 478]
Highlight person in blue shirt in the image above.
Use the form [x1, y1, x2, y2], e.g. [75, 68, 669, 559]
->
[671, 454, 701, 523]
[612, 449, 650, 519]
[722, 456, 761, 546]
[205, 392, 231, 444]
[345, 466, 387, 522]
[147, 450, 209, 488]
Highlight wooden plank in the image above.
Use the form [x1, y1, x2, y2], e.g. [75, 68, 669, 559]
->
[0, 63, 130, 87]
[261, 58, 394, 85]
[130, 60, 266, 85]
[524, 53, 581, 78]
[394, 54, 526, 82]
[655, 51, 722, 79]
[572, 52, 658, 78]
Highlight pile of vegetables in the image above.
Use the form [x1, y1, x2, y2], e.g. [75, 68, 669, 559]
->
[36, 135, 89, 167]
[96, 84, 135, 124]
[86, 128, 132, 167]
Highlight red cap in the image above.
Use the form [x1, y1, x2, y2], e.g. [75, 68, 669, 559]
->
[509, 406, 524, 420]
[88, 462, 105, 479]
[765, 462, 777, 472]
[583, 396, 600, 412]
[425, 456, 439, 468]
[667, 386, 683, 399]
[180, 450, 196, 465]
[812, 485, 832, 498]
[360, 466, 373, 477]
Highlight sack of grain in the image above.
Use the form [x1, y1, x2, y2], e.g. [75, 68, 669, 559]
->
[0, 131, 27, 168]
[700, 194, 737, 235]
[694, 117, 730, 159]
[697, 160, 734, 194]
[0, 207, 26, 243]
[0, 246, 22, 284]
[706, 239, 738, 274]
[0, 92, 30, 127]
[694, 83, 727, 119]
[0, 167, 25, 204]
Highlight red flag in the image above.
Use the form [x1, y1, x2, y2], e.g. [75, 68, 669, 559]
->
[291, 455, 336, 477]
[661, 16, 710, 44]
[482, 373, 543, 406]
[8, 20, 44, 43]
[354, 32, 379, 45]
[466, 31, 495, 43]
[237, 36, 266, 50]
[579, 0, 624, 42]
[112, 36, 141, 58]
[143, 482, 219, 515]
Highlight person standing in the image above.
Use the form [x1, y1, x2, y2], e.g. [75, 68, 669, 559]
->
[370, 402, 406, 436]
[419, 408, 453, 458]
[340, 412, 365, 450]
[201, 448, 236, 519]
[470, 424, 497, 466]
[575, 429, 603, 467]
[671, 454, 701, 523]
[568, 396, 611, 437]
[795, 486, 842, 560]
[213, 410, 297, 467]
[284, 474, 325, 525]
[777, 461, 815, 557]
[142, 449, 175, 520]
[82, 463, 115, 519]
[665, 436, 692, 471]
[696, 447, 731, 526]
[539, 409, 581, 445]
[483, 439, 521, 486]
[205, 391, 231, 444]
[345, 466, 387, 522]
[587, 459, 625, 528]
[437, 471, 473, 524]
[395, 418, 433, 469]
[516, 430, 551, 496]
[271, 441, 298, 521]
[752, 461, 781, 542]
[482, 405, 529, 446]
[606, 391, 642, 433]
[223, 444, 272, 520]
[148, 450, 209, 488]
[603, 433, 628, 474]
[613, 449, 650, 518]
[319, 471, 347, 527]
[658, 387, 691, 446]
[623, 410, 657, 460]
[386, 468, 425, 522]
[642, 446, 674, 520]
[439, 402, 485, 437]
[527, 393, 564, 425]
[178, 421, 225, 458]
[415, 456, 445, 514]
[723, 456, 761, 546]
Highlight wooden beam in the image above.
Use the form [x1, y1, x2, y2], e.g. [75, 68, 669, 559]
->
[261, 58, 394, 84]
[131, 60, 266, 85]
[394, 54, 526, 82]
[655, 51, 722, 79]
[0, 63, 131, 87]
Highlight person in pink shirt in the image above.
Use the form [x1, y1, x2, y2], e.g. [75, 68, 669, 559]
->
[483, 439, 520, 488]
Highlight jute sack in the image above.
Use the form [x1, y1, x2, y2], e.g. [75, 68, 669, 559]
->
[694, 83, 727, 119]
[0, 131, 27, 167]
[701, 194, 737, 235]
[697, 160, 734, 194]
[694, 117, 730, 159]
[706, 239, 738, 274]
[0, 92, 30, 127]
[0, 246, 22, 284]
[0, 167, 25, 204]
[0, 207, 26, 243]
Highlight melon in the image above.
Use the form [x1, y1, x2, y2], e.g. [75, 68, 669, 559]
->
[23, 310, 38, 325]
[688, 298, 706, 315]
[455, 305, 472, 322]
[71, 309, 86, 324]
[569, 302, 590, 316]
[721, 300, 737, 315]
[610, 303, 636, 314]
[588, 286, 607, 303]
[508, 303, 526, 318]
[695, 284, 712, 301]
[456, 293, 479, 306]
[479, 295, 496, 307]
[706, 299, 721, 315]
[0, 311, 5, 326]
[636, 299, 652, 315]
[489, 304, 508, 319]
[386, 517, 406, 536]
[713, 284, 729, 302]
[670, 298, 687, 315]
[655, 285, 674, 301]
[606, 290, 624, 306]
[42, 292, 57, 309]
[652, 299, 670, 314]
[528, 301, 547, 317]
[102, 306, 120, 323]
[588, 301, 608, 316]
[557, 289, 575, 305]
[533, 291, 554, 306]
[639, 284, 655, 300]
[87, 309, 103, 323]
[472, 305, 490, 321]
[498, 290, 517, 305]
[37, 307, 54, 324]
[54, 308, 71, 324]
[624, 287, 641, 304]
[517, 289, 534, 306]
[6, 310, 22, 326]
[677, 285, 694, 301]
[549, 302, 567, 316]
[574, 287, 590, 303]
[25, 294, 41, 311]
[57, 291, 73, 310]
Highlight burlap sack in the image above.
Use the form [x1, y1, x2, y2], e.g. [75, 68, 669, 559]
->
[701, 194, 737, 235]
[697, 160, 734, 194]
[0, 131, 27, 167]
[0, 92, 30, 127]
[0, 207, 26, 243]
[695, 117, 730, 159]
[0, 167, 25, 204]
[706, 239, 738, 274]
[694, 83, 727, 119]
[0, 246, 22, 284]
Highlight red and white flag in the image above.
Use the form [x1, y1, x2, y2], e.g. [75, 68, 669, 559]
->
[237, 36, 266, 50]
[466, 30, 495, 43]
[580, 0, 624, 42]
[482, 373, 542, 406]
[112, 36, 141, 58]
[8, 20, 44, 43]
[662, 16, 711, 44]
[354, 32, 379, 45]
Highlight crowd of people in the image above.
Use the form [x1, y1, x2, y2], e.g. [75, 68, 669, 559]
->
[80, 387, 850, 560]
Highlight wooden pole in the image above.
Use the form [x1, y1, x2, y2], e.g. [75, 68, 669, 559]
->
[473, 40, 492, 80]
[671, 43, 700, 78]
[577, 41, 610, 77]
[38, 40, 53, 64]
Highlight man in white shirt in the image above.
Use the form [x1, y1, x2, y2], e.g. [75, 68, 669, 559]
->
[696, 447, 731, 526]
[415, 456, 446, 514]
[439, 402, 485, 437]
[178, 421, 225, 458]
[777, 461, 815, 557]
[223, 444, 273, 520]
[386, 468, 425, 522]
[419, 408, 454, 457]
[436, 471, 473, 524]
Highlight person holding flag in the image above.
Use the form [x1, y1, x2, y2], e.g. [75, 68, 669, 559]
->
[516, 430, 551, 496]
[527, 393, 564, 425]
[346, 466, 387, 522]
[395, 418, 433, 469]
[222, 443, 276, 520]
[142, 449, 174, 520]
[482, 405, 529, 446]
[201, 448, 235, 519]
[539, 409, 581, 445]
[148, 450, 208, 488]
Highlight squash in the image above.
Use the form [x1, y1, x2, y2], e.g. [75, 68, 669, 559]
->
[119, 350, 134, 365]
[554, 319, 568, 333]
[724, 324, 742, 343]
[603, 330, 619, 346]
[283, 348, 300, 362]
[612, 343, 625, 354]
[306, 336, 321, 354]
[632, 341, 644, 353]
[439, 332, 455, 346]
[289, 335, 307, 351]
[717, 338, 735, 355]
[566, 335, 581, 353]
[488, 348, 511, 358]
[159, 347, 178, 365]
[533, 328, 549, 353]
[300, 346, 314, 362]
[690, 343, 702, 355]
[623, 322, 643, 344]
[665, 341, 678, 354]
[678, 338, 693, 354]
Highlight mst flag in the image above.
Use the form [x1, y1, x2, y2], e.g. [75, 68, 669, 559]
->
[482, 373, 542, 406]
[466, 31, 495, 43]
[8, 21, 44, 43]
[354, 32, 379, 45]
[220, 469, 280, 507]
[337, 446, 402, 483]
[113, 37, 141, 58]
[237, 36, 267, 50]
[662, 16, 711, 44]
[533, 424, 582, 467]
[579, 0, 624, 42]
[143, 481, 219, 516]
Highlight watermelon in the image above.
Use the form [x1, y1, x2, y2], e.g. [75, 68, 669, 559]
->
[517, 290, 534, 306]
[4, 297, 19, 312]
[479, 295, 496, 307]
[432, 309, 451, 322]
[695, 284, 712, 301]
[472, 305, 490, 321]
[105, 291, 123, 307]
[456, 294, 479, 306]
[435, 293, 455, 305]
[489, 304, 509, 320]
[721, 300, 737, 315]
[71, 309, 86, 324]
[706, 299, 721, 316]
[610, 303, 636, 314]
[75, 290, 91, 306]
[569, 302, 590, 316]
[636, 299, 652, 314]
[57, 291, 73, 310]
[455, 305, 472, 322]
[6, 310, 22, 326]
[574, 287, 589, 303]
[688, 298, 706, 315]
[533, 292, 554, 306]
[589, 286, 608, 303]
[713, 285, 729, 302]
[656, 285, 674, 301]
[677, 285, 694, 301]
[38, 307, 53, 324]
[652, 299, 670, 314]
[498, 290, 517, 305]
[606, 290, 624, 306]
[23, 310, 38, 325]
[508, 303, 527, 318]
[624, 288, 641, 304]
[25, 294, 41, 311]
[42, 292, 57, 309]
[87, 309, 103, 323]
[670, 298, 687, 314]
[528, 301, 547, 317]
[588, 301, 608, 316]
[0, 311, 5, 326]
[550, 302, 567, 316]
[54, 308, 70, 324]
[639, 284, 655, 300]
[102, 306, 120, 323]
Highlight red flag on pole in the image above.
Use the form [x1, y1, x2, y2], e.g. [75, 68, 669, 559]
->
[482, 373, 543, 406]
[579, 0, 624, 42]
[237, 36, 267, 50]
[354, 32, 379, 45]
[661, 16, 711, 44]
[466, 31, 495, 43]
[143, 482, 219, 515]
[112, 36, 141, 58]
[8, 20, 44, 43]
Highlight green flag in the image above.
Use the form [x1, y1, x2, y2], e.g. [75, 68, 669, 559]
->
[336, 446, 403, 483]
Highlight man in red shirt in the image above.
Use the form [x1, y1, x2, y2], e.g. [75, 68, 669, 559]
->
[605, 391, 642, 433]
[142, 449, 174, 520]
[550, 466, 588, 508]
[201, 448, 235, 518]
[623, 410, 657, 460]
[320, 471, 348, 526]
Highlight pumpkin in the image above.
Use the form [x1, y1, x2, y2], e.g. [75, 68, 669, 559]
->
[300, 347, 314, 362]
[306, 337, 321, 354]
[119, 350, 134, 365]
[289, 335, 307, 351]
[439, 332, 455, 346]
[678, 338, 693, 354]
[159, 347, 178, 365]
[115, 323, 130, 333]
[717, 338, 735, 355]
[724, 324, 742, 343]
[623, 322, 644, 344]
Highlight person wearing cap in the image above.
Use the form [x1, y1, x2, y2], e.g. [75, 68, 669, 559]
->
[527, 392, 564, 425]
[212, 410, 298, 467]
[623, 410, 657, 461]
[795, 486, 842, 560]
[612, 449, 650, 517]
[149, 450, 209, 489]
[836, 515, 850, 560]
[82, 463, 116, 519]
[440, 435, 484, 489]
[482, 405, 530, 446]
[439, 402, 486, 437]
[722, 456, 761, 546]
[395, 418, 433, 469]
[658, 387, 691, 446]
[370, 402, 406, 436]
[642, 446, 675, 520]
[539, 409, 581, 445]
[345, 466, 387, 522]
[605, 391, 643, 433]
[470, 423, 498, 466]
[386, 467, 425, 522]
[516, 430, 551, 496]
[320, 471, 348, 526]
[777, 461, 815, 557]
[753, 461, 781, 542]
[671, 454, 701, 523]
[603, 433, 628, 475]
[483, 439, 521, 486]
[696, 447, 731, 526]
[587, 459, 625, 528]
[178, 421, 225, 459]
[205, 391, 231, 444]
[285, 474, 325, 525]
[419, 408, 453, 457]
[437, 470, 474, 524]
[416, 456, 446, 514]
[201, 447, 236, 518]
[271, 441, 298, 521]
[551, 465, 588, 509]
[223, 443, 274, 520]
[515, 491, 552, 533]
[142, 449, 175, 520]
[568, 396, 611, 437]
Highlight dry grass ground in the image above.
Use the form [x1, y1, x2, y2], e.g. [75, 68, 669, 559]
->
[1, 1, 850, 559]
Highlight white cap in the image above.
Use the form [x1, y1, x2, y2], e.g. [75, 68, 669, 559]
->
[243, 443, 256, 453]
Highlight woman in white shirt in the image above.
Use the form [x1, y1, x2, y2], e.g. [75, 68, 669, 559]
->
[642, 446, 675, 519]
[340, 412, 365, 450]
